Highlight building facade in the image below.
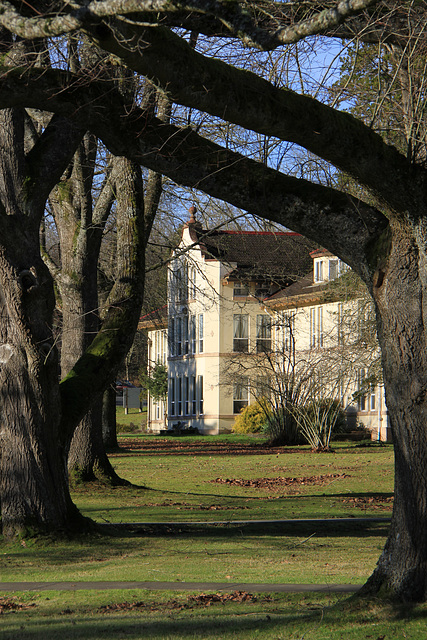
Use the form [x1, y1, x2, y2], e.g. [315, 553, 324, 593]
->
[144, 209, 391, 441]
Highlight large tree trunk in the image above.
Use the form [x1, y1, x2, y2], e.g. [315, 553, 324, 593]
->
[0, 108, 89, 537]
[361, 221, 427, 601]
[0, 245, 88, 537]
[50, 135, 127, 485]
[68, 398, 127, 485]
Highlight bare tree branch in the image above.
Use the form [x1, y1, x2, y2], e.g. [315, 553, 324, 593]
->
[0, 0, 380, 48]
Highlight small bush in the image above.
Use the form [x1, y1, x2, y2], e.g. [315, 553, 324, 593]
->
[232, 401, 268, 434]
[263, 407, 305, 446]
[116, 422, 140, 434]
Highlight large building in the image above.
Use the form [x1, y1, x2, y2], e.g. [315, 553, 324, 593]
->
[144, 208, 391, 441]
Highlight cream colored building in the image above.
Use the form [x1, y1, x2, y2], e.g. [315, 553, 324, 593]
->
[264, 250, 390, 442]
[144, 210, 391, 441]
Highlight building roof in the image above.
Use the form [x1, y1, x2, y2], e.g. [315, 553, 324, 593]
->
[264, 271, 344, 310]
[189, 224, 316, 285]
[138, 305, 168, 330]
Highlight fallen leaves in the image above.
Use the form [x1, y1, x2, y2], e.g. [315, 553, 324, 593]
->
[211, 473, 350, 491]
[98, 591, 272, 613]
[341, 496, 393, 510]
[116, 439, 295, 456]
[0, 597, 35, 614]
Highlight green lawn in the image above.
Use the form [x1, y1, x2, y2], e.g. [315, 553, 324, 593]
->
[2, 590, 427, 640]
[116, 406, 146, 430]
[0, 435, 407, 639]
[2, 438, 393, 585]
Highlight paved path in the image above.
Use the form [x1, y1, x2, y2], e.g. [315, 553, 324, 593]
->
[0, 581, 360, 593]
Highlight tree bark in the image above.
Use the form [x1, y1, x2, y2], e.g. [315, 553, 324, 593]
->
[49, 134, 127, 484]
[359, 220, 427, 600]
[0, 108, 90, 537]
[102, 384, 118, 449]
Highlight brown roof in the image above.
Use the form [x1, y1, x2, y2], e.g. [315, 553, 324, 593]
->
[264, 273, 342, 309]
[191, 228, 316, 285]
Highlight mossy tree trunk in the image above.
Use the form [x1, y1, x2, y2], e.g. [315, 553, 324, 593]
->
[0, 103, 90, 537]
[49, 132, 128, 485]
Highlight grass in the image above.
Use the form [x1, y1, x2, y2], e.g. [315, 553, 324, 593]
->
[1, 438, 393, 585]
[115, 407, 146, 430]
[82, 437, 394, 523]
[0, 520, 387, 583]
[1, 590, 427, 639]
[0, 433, 405, 639]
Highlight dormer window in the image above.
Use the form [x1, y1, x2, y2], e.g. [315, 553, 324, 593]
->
[233, 281, 250, 297]
[313, 256, 346, 283]
[314, 260, 324, 283]
[329, 259, 338, 280]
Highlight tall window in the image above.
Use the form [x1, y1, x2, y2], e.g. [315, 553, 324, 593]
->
[317, 307, 323, 347]
[198, 314, 204, 353]
[169, 377, 175, 415]
[198, 375, 204, 414]
[189, 267, 197, 299]
[190, 315, 197, 354]
[233, 314, 249, 352]
[314, 260, 323, 283]
[310, 307, 323, 348]
[191, 375, 197, 415]
[184, 376, 189, 415]
[329, 259, 338, 280]
[256, 315, 271, 353]
[370, 388, 376, 411]
[175, 266, 187, 302]
[358, 368, 367, 411]
[162, 330, 167, 363]
[177, 377, 183, 415]
[183, 315, 189, 355]
[283, 313, 295, 351]
[233, 377, 249, 413]
[176, 317, 182, 356]
[169, 318, 175, 357]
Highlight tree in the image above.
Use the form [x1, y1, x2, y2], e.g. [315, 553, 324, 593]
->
[0, 32, 155, 538]
[140, 361, 168, 426]
[2, 0, 427, 600]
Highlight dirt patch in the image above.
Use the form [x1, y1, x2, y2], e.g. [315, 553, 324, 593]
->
[0, 597, 35, 614]
[212, 473, 349, 491]
[99, 591, 272, 613]
[341, 495, 393, 510]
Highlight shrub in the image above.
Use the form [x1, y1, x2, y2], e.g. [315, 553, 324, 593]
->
[297, 398, 347, 451]
[263, 407, 305, 446]
[116, 422, 140, 434]
[232, 400, 269, 434]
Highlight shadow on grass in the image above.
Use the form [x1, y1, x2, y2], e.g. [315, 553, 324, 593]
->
[0, 612, 306, 640]
[100, 519, 390, 540]
[1, 519, 389, 573]
[3, 596, 427, 640]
